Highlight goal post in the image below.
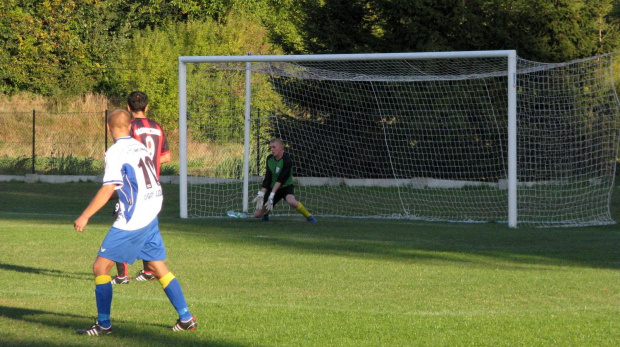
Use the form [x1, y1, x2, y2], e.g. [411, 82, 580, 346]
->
[178, 51, 619, 228]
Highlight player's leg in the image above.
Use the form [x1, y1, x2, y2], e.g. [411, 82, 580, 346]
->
[135, 260, 156, 281]
[283, 187, 316, 223]
[92, 256, 116, 328]
[253, 205, 268, 219]
[139, 219, 196, 331]
[112, 262, 129, 284]
[77, 256, 115, 335]
[147, 260, 196, 331]
[258, 188, 290, 222]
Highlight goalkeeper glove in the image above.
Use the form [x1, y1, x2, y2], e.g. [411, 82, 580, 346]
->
[265, 192, 275, 212]
[251, 191, 265, 211]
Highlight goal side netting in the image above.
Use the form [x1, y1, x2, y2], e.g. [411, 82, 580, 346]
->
[178, 51, 619, 227]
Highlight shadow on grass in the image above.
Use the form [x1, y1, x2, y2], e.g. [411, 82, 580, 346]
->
[1, 205, 618, 272]
[160, 216, 620, 271]
[1, 182, 619, 271]
[0, 263, 90, 280]
[0, 304, 244, 347]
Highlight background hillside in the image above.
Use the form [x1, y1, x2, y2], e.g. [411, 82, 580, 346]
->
[1, 0, 619, 131]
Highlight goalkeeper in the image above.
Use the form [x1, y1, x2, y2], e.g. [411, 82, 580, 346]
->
[252, 138, 317, 223]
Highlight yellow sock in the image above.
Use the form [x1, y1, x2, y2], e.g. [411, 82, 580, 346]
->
[296, 202, 311, 218]
[95, 275, 112, 285]
[159, 272, 175, 289]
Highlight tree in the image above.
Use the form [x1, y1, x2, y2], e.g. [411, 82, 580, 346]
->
[288, 0, 620, 62]
[105, 12, 281, 131]
[0, 0, 115, 96]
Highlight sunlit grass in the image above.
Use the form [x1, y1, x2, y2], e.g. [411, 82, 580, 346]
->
[0, 182, 619, 346]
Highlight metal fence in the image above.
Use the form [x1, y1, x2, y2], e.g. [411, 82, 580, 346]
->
[0, 110, 108, 175]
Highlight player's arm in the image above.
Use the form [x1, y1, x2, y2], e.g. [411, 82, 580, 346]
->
[251, 187, 268, 210]
[271, 182, 282, 195]
[160, 128, 171, 164]
[261, 157, 273, 189]
[265, 181, 282, 212]
[74, 184, 116, 232]
[252, 159, 271, 210]
[160, 151, 171, 164]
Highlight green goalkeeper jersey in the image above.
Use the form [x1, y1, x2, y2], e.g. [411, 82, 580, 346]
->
[262, 153, 294, 189]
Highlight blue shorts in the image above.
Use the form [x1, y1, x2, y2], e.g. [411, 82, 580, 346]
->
[98, 217, 166, 264]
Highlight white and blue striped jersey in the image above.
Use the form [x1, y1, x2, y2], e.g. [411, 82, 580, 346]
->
[103, 136, 163, 230]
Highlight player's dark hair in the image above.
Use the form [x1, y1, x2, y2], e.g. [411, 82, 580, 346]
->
[127, 91, 148, 112]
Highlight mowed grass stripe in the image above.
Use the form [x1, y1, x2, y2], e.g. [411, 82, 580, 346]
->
[0, 181, 618, 346]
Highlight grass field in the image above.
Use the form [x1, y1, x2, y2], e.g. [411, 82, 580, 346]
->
[0, 181, 619, 346]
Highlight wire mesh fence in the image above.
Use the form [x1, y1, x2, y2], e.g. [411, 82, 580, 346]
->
[0, 110, 108, 175]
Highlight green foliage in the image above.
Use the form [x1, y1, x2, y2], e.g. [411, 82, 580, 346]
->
[43, 153, 103, 175]
[101, 0, 269, 31]
[105, 12, 280, 132]
[0, 154, 103, 175]
[0, 0, 113, 96]
[1, 0, 619, 170]
[261, 0, 304, 53]
[186, 67, 280, 145]
[215, 155, 244, 179]
[0, 156, 31, 175]
[293, 0, 379, 54]
[1, 0, 618, 111]
[214, 147, 268, 179]
[290, 0, 620, 62]
[160, 162, 179, 176]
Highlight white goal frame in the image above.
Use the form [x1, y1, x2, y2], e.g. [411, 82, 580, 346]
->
[178, 51, 520, 226]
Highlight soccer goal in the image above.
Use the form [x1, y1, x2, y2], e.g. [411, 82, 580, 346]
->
[178, 51, 620, 227]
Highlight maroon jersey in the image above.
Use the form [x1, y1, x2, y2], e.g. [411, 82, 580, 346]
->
[130, 118, 170, 178]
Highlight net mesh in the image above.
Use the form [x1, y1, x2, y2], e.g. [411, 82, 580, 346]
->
[183, 54, 619, 227]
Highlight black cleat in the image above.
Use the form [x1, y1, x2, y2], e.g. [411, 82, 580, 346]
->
[169, 316, 197, 331]
[135, 270, 157, 281]
[76, 320, 112, 336]
[111, 275, 129, 284]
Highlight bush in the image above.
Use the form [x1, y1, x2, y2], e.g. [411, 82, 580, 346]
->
[161, 163, 179, 176]
[0, 156, 32, 175]
[43, 154, 103, 175]
[0, 155, 104, 175]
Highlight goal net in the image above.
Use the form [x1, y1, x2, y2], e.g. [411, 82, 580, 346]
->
[178, 51, 620, 227]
